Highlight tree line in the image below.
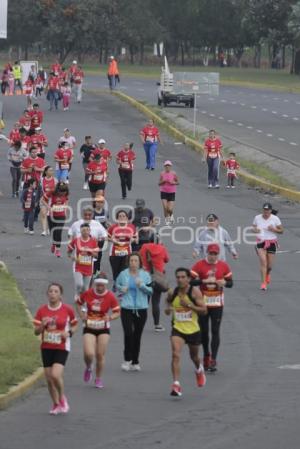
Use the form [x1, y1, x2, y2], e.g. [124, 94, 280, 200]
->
[2, 0, 300, 73]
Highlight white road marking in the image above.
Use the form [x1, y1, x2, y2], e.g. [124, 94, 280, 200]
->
[262, 108, 268, 112]
[219, 116, 224, 120]
[240, 103, 245, 106]
[137, 88, 145, 92]
[246, 126, 253, 129]
[273, 97, 279, 100]
[282, 114, 289, 118]
[227, 119, 234, 123]
[201, 110, 207, 114]
[267, 133, 273, 137]
[278, 364, 300, 370]
[231, 101, 237, 104]
[278, 137, 285, 142]
[221, 99, 227, 103]
[237, 122, 244, 126]
[251, 105, 257, 109]
[290, 142, 298, 146]
[271, 111, 278, 114]
[209, 113, 215, 117]
[256, 129, 263, 133]
[174, 142, 183, 145]
[283, 99, 289, 103]
[293, 117, 299, 121]
[296, 102, 300, 105]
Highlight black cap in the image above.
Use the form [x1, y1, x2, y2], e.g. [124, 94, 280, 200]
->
[206, 213, 218, 221]
[136, 199, 145, 207]
[263, 202, 272, 210]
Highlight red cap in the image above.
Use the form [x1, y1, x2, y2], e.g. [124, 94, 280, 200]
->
[207, 243, 220, 254]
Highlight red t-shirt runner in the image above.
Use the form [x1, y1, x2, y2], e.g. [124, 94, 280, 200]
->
[47, 194, 68, 218]
[9, 129, 20, 143]
[21, 156, 46, 183]
[33, 303, 78, 351]
[68, 236, 98, 276]
[141, 126, 160, 143]
[54, 148, 73, 170]
[116, 149, 136, 171]
[48, 76, 60, 90]
[30, 133, 48, 156]
[90, 147, 112, 162]
[42, 177, 56, 201]
[29, 110, 44, 128]
[204, 138, 222, 159]
[108, 223, 136, 256]
[86, 161, 108, 184]
[76, 288, 120, 330]
[191, 259, 232, 307]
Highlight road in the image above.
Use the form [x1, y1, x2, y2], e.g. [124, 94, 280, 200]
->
[85, 74, 300, 167]
[0, 89, 300, 449]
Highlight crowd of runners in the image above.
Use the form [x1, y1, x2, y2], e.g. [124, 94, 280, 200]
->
[1, 59, 284, 414]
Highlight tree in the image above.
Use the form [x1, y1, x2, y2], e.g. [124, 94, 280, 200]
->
[288, 1, 300, 74]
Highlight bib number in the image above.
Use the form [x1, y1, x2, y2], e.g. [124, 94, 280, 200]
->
[44, 331, 62, 345]
[86, 319, 106, 330]
[175, 310, 192, 322]
[114, 248, 128, 256]
[52, 205, 65, 213]
[121, 162, 130, 169]
[94, 174, 103, 181]
[205, 295, 222, 307]
[78, 254, 92, 265]
[60, 163, 69, 170]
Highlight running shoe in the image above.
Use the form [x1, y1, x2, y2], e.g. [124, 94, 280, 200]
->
[208, 184, 213, 189]
[195, 369, 206, 387]
[41, 231, 47, 236]
[55, 248, 61, 258]
[130, 364, 141, 372]
[226, 185, 231, 189]
[215, 184, 220, 188]
[95, 378, 104, 389]
[208, 359, 217, 372]
[83, 367, 92, 383]
[121, 361, 132, 371]
[24, 227, 29, 233]
[49, 404, 61, 415]
[29, 230, 34, 235]
[231, 186, 236, 189]
[155, 324, 165, 332]
[266, 274, 271, 284]
[59, 395, 70, 413]
[83, 183, 88, 190]
[203, 354, 211, 371]
[51, 244, 55, 253]
[170, 382, 182, 397]
[260, 282, 267, 291]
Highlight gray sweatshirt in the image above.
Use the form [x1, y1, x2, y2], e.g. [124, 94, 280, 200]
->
[193, 225, 237, 261]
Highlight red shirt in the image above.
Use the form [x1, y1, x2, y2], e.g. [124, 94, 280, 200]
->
[204, 138, 222, 159]
[48, 194, 68, 218]
[141, 126, 160, 143]
[140, 243, 169, 273]
[108, 223, 136, 256]
[225, 159, 240, 177]
[116, 149, 136, 171]
[20, 135, 31, 151]
[30, 133, 48, 155]
[21, 156, 46, 183]
[191, 259, 232, 307]
[33, 303, 77, 351]
[51, 63, 62, 74]
[77, 288, 120, 331]
[73, 69, 84, 84]
[91, 147, 112, 162]
[54, 148, 73, 169]
[68, 237, 98, 276]
[86, 161, 108, 184]
[29, 110, 43, 128]
[48, 76, 60, 90]
[9, 129, 20, 143]
[42, 177, 56, 200]
[19, 116, 31, 130]
[24, 81, 33, 95]
[69, 65, 77, 75]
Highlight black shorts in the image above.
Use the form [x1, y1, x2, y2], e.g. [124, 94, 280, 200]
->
[256, 242, 277, 254]
[41, 349, 69, 367]
[160, 192, 175, 201]
[83, 327, 110, 337]
[171, 328, 201, 346]
[89, 182, 106, 193]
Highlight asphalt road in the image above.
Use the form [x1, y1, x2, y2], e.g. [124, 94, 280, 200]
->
[0, 89, 300, 449]
[85, 74, 300, 167]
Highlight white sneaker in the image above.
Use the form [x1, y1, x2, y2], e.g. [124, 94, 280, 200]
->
[29, 230, 34, 235]
[169, 214, 175, 224]
[215, 184, 220, 188]
[121, 361, 132, 371]
[83, 183, 88, 190]
[155, 324, 165, 332]
[231, 185, 236, 189]
[47, 229, 50, 235]
[208, 184, 213, 188]
[41, 231, 47, 236]
[226, 185, 231, 189]
[165, 217, 171, 226]
[130, 364, 141, 372]
[24, 227, 29, 233]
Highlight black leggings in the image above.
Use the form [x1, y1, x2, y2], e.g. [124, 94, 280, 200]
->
[199, 307, 223, 360]
[48, 216, 65, 248]
[109, 255, 128, 281]
[151, 288, 162, 326]
[118, 169, 132, 198]
[93, 240, 105, 274]
[121, 308, 147, 364]
[10, 166, 21, 195]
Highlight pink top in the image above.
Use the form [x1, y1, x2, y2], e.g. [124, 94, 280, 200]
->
[160, 171, 177, 193]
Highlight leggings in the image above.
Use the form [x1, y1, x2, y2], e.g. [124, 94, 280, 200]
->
[199, 307, 223, 360]
[73, 271, 92, 295]
[118, 169, 132, 198]
[10, 166, 21, 195]
[93, 240, 105, 274]
[48, 216, 65, 248]
[151, 288, 162, 326]
[121, 308, 147, 364]
[109, 255, 128, 281]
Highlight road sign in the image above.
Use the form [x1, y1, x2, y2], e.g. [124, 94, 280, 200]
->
[173, 72, 219, 96]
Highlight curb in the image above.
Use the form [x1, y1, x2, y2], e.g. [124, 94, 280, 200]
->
[0, 262, 44, 410]
[113, 90, 300, 203]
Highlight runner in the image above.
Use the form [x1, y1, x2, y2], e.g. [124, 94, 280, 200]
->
[165, 267, 207, 397]
[93, 195, 110, 275]
[90, 139, 112, 164]
[54, 142, 73, 183]
[116, 142, 136, 199]
[18, 127, 31, 152]
[51, 59, 62, 74]
[159, 160, 179, 225]
[59, 128, 76, 150]
[191, 243, 233, 372]
[140, 239, 169, 331]
[12, 61, 22, 94]
[23, 77, 34, 107]
[108, 210, 137, 287]
[28, 103, 44, 134]
[19, 109, 32, 134]
[21, 146, 46, 188]
[107, 56, 119, 91]
[61, 81, 71, 111]
[224, 152, 240, 189]
[73, 65, 84, 103]
[30, 127, 48, 159]
[140, 119, 160, 170]
[129, 198, 155, 251]
[193, 213, 238, 261]
[116, 252, 152, 371]
[86, 153, 108, 198]
[21, 178, 39, 234]
[8, 122, 21, 144]
[203, 129, 223, 188]
[80, 135, 96, 190]
[68, 206, 107, 242]
[8, 69, 14, 96]
[68, 60, 78, 88]
[33, 283, 78, 415]
[46, 72, 60, 111]
[75, 272, 120, 388]
[252, 202, 283, 290]
[44, 182, 69, 257]
[7, 141, 28, 197]
[67, 223, 99, 296]
[40, 166, 57, 236]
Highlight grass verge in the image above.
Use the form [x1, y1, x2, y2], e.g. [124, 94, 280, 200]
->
[0, 269, 41, 395]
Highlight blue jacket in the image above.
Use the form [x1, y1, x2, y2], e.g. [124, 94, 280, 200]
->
[116, 268, 153, 310]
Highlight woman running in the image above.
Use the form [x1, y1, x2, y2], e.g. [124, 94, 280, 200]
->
[86, 153, 108, 198]
[40, 166, 57, 236]
[33, 283, 78, 415]
[159, 160, 179, 225]
[75, 273, 120, 388]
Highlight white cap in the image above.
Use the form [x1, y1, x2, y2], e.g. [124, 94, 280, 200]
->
[164, 160, 172, 166]
[73, 60, 77, 64]
[109, 55, 114, 59]
[98, 138, 106, 144]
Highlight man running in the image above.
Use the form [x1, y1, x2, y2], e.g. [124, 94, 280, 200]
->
[165, 268, 207, 397]
[116, 143, 136, 200]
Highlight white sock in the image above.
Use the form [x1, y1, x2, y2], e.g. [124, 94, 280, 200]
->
[197, 364, 204, 373]
[174, 380, 180, 385]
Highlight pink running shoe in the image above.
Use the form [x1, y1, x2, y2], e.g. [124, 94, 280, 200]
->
[95, 378, 104, 389]
[49, 404, 61, 415]
[59, 395, 70, 413]
[55, 248, 61, 258]
[84, 367, 92, 383]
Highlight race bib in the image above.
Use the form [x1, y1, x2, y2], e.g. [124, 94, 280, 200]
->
[94, 174, 103, 181]
[227, 169, 235, 174]
[60, 163, 69, 170]
[86, 319, 106, 330]
[114, 248, 128, 256]
[146, 136, 155, 143]
[121, 162, 130, 169]
[205, 295, 222, 307]
[24, 201, 31, 209]
[44, 331, 62, 345]
[52, 205, 65, 213]
[78, 254, 92, 265]
[175, 310, 192, 322]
